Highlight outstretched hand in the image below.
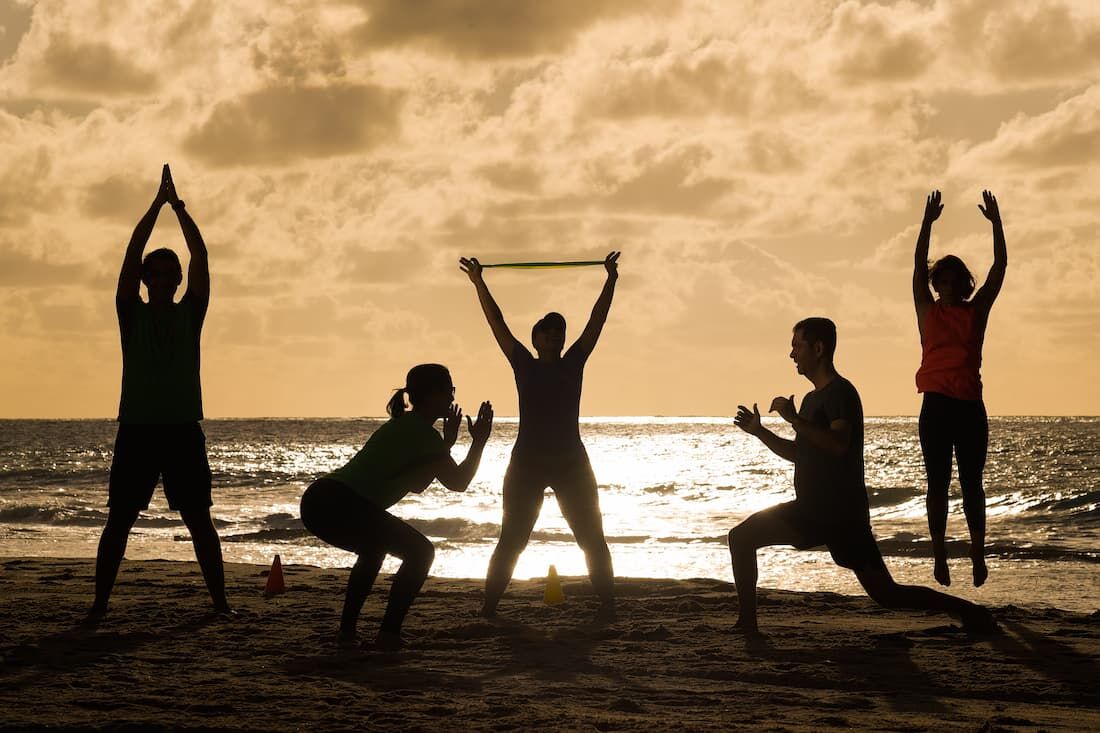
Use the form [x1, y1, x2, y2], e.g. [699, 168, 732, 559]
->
[923, 190, 943, 224]
[734, 403, 762, 436]
[604, 250, 620, 278]
[769, 395, 797, 423]
[459, 257, 484, 283]
[467, 401, 493, 444]
[978, 190, 1000, 223]
[442, 404, 462, 447]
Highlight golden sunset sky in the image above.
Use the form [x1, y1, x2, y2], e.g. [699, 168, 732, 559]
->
[1, 0, 1098, 417]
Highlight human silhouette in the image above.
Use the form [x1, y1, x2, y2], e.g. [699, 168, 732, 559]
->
[459, 252, 620, 621]
[728, 318, 995, 636]
[299, 365, 493, 650]
[89, 164, 229, 621]
[913, 190, 1007, 587]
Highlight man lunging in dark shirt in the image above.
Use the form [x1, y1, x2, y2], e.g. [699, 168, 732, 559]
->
[88, 165, 229, 621]
[460, 252, 620, 621]
[729, 317, 994, 635]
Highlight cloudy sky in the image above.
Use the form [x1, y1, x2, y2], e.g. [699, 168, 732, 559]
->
[1, 0, 1098, 418]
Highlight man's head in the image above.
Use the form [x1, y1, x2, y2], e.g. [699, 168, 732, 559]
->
[532, 311, 567, 356]
[790, 317, 836, 376]
[141, 248, 183, 304]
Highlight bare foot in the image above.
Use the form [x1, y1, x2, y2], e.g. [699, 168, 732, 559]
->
[336, 631, 359, 650]
[374, 631, 404, 652]
[82, 604, 108, 627]
[933, 557, 951, 587]
[971, 555, 988, 587]
[594, 602, 617, 624]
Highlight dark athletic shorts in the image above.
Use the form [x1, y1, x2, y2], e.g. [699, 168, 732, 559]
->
[773, 500, 887, 572]
[108, 423, 212, 511]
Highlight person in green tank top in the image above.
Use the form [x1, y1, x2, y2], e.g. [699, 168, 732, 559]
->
[88, 165, 230, 622]
[300, 364, 493, 650]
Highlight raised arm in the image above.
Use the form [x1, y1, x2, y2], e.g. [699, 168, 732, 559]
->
[735, 403, 797, 462]
[567, 251, 619, 361]
[164, 167, 210, 318]
[972, 190, 1007, 316]
[913, 190, 942, 332]
[459, 257, 528, 362]
[117, 165, 172, 305]
[430, 401, 494, 492]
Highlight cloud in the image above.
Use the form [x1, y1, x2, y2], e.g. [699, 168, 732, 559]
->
[349, 0, 676, 59]
[183, 83, 404, 166]
[965, 85, 1100, 168]
[0, 246, 89, 287]
[585, 48, 821, 120]
[477, 161, 542, 194]
[825, 1, 934, 83]
[0, 141, 52, 226]
[0, 0, 34, 64]
[985, 1, 1100, 81]
[34, 34, 157, 94]
[604, 144, 734, 215]
[82, 175, 153, 221]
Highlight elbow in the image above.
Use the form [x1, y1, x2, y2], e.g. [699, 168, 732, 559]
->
[439, 474, 470, 493]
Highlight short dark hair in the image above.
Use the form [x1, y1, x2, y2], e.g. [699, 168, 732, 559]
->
[929, 255, 975, 299]
[794, 317, 837, 359]
[531, 311, 566, 342]
[141, 248, 182, 281]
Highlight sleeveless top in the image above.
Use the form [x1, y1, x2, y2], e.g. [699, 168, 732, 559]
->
[117, 296, 204, 424]
[915, 302, 983, 401]
[510, 348, 587, 465]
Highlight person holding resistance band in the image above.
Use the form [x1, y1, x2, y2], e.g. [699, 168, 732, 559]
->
[913, 190, 1007, 587]
[300, 364, 493, 650]
[459, 252, 620, 621]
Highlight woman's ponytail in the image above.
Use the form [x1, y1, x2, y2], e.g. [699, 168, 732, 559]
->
[386, 364, 452, 418]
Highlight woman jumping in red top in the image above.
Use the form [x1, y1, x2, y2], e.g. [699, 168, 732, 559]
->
[912, 190, 1007, 588]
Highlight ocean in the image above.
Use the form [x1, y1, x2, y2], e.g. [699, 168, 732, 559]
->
[1, 418, 1096, 613]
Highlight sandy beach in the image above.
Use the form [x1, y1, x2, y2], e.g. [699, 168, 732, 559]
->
[1, 557, 1097, 732]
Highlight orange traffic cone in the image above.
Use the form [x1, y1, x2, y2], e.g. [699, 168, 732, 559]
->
[543, 564, 565, 605]
[264, 554, 287, 597]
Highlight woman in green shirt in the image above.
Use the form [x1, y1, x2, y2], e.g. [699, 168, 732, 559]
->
[300, 364, 493, 650]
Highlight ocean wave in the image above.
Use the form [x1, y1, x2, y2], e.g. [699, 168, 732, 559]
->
[866, 486, 918, 509]
[0, 504, 231, 528]
[1022, 490, 1100, 515]
[0, 467, 108, 490]
[0, 505, 108, 526]
[874, 535, 1099, 564]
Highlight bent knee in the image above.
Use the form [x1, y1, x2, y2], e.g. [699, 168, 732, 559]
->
[728, 524, 751, 550]
[409, 536, 435, 568]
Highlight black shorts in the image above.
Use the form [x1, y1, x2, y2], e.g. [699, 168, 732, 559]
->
[773, 501, 887, 572]
[108, 423, 212, 511]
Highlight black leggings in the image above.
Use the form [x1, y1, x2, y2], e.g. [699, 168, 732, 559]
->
[918, 392, 988, 546]
[300, 478, 434, 635]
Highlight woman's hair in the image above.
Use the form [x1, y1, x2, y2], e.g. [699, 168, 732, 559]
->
[386, 363, 452, 417]
[928, 255, 975, 299]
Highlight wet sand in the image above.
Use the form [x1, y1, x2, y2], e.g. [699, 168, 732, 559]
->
[1, 557, 1097, 731]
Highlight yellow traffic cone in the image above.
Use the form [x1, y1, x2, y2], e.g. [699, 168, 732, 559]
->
[544, 564, 565, 605]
